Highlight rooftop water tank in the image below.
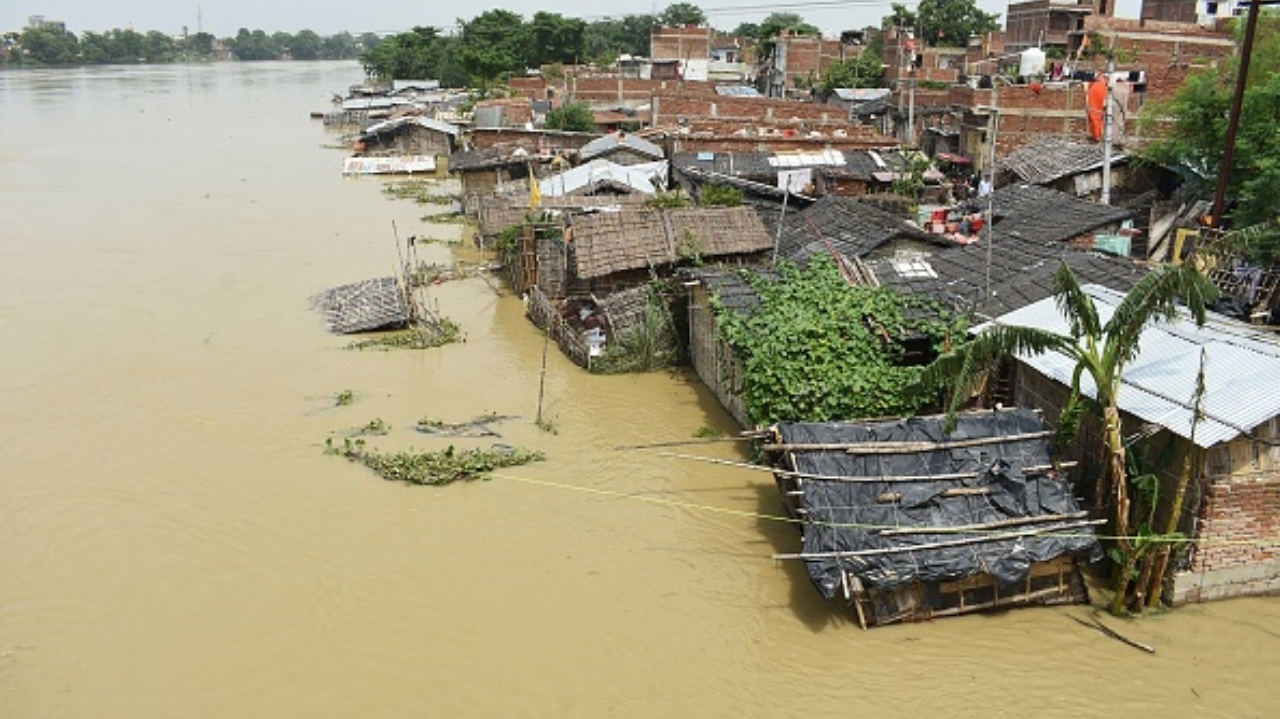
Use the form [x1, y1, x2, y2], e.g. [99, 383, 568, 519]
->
[1020, 47, 1046, 78]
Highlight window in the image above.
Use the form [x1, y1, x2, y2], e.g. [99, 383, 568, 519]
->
[890, 253, 937, 279]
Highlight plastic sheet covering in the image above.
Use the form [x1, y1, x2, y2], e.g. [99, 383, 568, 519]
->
[775, 409, 1099, 600]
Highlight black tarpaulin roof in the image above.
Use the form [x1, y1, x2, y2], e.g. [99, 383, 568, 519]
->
[774, 409, 1099, 599]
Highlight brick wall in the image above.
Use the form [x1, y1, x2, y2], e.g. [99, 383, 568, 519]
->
[651, 26, 712, 61]
[777, 34, 849, 86]
[569, 78, 718, 107]
[509, 77, 549, 100]
[470, 128, 596, 151]
[1191, 476, 1280, 573]
[666, 131, 897, 154]
[654, 93, 854, 126]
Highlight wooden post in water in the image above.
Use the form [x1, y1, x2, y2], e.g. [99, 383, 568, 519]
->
[536, 327, 550, 427]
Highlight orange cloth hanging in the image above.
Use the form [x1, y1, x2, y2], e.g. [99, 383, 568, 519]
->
[1086, 76, 1108, 141]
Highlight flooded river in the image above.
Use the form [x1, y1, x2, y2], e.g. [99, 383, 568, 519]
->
[1, 62, 1277, 718]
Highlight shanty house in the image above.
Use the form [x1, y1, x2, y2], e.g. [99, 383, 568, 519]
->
[997, 136, 1129, 200]
[670, 149, 932, 199]
[525, 206, 772, 369]
[993, 285, 1280, 604]
[578, 133, 665, 166]
[451, 146, 561, 216]
[344, 116, 460, 176]
[866, 184, 1142, 318]
[536, 159, 669, 198]
[685, 197, 941, 428]
[768, 408, 1098, 627]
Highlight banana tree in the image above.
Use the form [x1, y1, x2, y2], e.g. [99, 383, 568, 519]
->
[918, 261, 1218, 614]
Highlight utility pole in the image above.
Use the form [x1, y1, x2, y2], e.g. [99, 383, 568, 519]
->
[981, 104, 1000, 314]
[1210, 0, 1272, 226]
[1101, 57, 1114, 205]
[908, 23, 918, 145]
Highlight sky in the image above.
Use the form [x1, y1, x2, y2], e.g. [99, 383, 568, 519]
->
[4, 0, 1145, 38]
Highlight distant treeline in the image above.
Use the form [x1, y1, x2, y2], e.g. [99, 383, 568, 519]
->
[0, 25, 379, 66]
[358, 4, 756, 89]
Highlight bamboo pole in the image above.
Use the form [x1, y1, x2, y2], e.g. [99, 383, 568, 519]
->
[876, 487, 993, 503]
[1070, 615, 1156, 654]
[876, 511, 1090, 535]
[661, 452, 1070, 483]
[1143, 348, 1208, 609]
[773, 519, 1103, 560]
[759, 430, 1054, 454]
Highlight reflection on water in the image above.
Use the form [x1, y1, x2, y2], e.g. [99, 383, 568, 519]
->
[0, 62, 1277, 718]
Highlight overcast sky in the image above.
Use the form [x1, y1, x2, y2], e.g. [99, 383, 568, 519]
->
[4, 0, 1144, 39]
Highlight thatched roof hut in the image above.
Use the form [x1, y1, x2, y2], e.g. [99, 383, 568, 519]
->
[310, 276, 410, 334]
[569, 206, 772, 281]
[769, 408, 1098, 628]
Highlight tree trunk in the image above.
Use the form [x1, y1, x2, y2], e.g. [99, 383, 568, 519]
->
[1145, 445, 1197, 608]
[1104, 404, 1134, 615]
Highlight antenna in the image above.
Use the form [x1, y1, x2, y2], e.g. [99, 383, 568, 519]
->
[197, 5, 203, 34]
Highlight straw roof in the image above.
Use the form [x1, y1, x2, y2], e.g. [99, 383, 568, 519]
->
[569, 206, 772, 279]
[310, 276, 410, 334]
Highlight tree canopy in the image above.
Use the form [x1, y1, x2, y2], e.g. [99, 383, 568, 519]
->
[543, 102, 596, 132]
[1141, 13, 1280, 261]
[360, 27, 466, 86]
[583, 15, 653, 60]
[885, 0, 1000, 47]
[759, 12, 820, 40]
[658, 3, 707, 26]
[817, 50, 886, 93]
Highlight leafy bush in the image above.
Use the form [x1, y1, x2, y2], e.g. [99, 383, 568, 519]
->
[713, 256, 965, 425]
[698, 185, 743, 207]
[543, 102, 596, 132]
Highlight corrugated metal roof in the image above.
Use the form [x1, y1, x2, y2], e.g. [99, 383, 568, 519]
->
[579, 133, 664, 162]
[831, 87, 891, 102]
[392, 79, 441, 92]
[988, 284, 1280, 447]
[769, 149, 846, 168]
[342, 97, 409, 111]
[361, 116, 460, 138]
[714, 85, 761, 97]
[538, 159, 667, 197]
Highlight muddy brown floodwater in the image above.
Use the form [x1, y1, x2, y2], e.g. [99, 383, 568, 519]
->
[1, 62, 1277, 718]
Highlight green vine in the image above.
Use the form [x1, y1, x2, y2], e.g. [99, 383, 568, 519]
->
[712, 256, 965, 425]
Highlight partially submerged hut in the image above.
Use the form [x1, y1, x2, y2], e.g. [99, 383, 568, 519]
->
[994, 285, 1280, 604]
[769, 408, 1099, 628]
[525, 206, 773, 369]
[310, 276, 411, 334]
[344, 116, 460, 176]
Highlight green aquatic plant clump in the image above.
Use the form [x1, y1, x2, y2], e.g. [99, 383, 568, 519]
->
[325, 438, 545, 485]
[346, 321, 462, 351]
[713, 255, 965, 425]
